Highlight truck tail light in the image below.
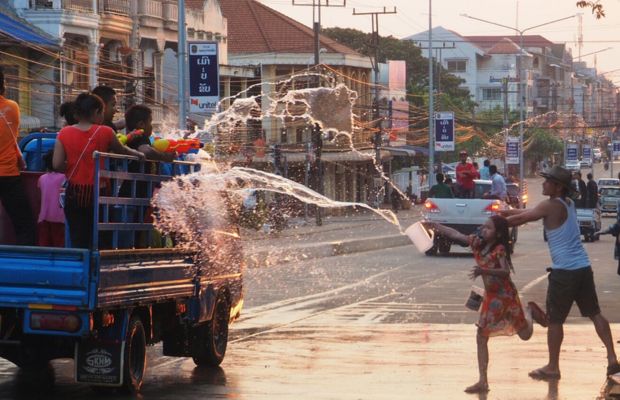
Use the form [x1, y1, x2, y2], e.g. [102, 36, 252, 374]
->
[31, 312, 81, 333]
[424, 200, 440, 213]
[522, 194, 528, 202]
[484, 201, 501, 213]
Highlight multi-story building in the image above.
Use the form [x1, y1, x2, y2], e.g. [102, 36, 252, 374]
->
[0, 3, 59, 132]
[10, 0, 255, 131]
[221, 0, 379, 204]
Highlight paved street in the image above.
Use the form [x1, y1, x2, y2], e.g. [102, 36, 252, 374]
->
[2, 165, 620, 399]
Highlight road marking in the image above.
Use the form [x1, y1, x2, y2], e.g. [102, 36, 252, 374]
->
[519, 273, 548, 295]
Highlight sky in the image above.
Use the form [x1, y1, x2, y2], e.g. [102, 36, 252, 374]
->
[259, 0, 620, 83]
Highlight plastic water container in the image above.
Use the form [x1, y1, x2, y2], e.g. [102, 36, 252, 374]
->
[405, 221, 434, 253]
[465, 286, 485, 311]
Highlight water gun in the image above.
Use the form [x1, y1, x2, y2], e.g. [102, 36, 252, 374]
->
[117, 129, 145, 146]
[153, 138, 202, 154]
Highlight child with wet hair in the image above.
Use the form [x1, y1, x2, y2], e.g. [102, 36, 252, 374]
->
[429, 215, 533, 393]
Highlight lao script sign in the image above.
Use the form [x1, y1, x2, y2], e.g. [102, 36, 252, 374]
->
[566, 142, 578, 161]
[189, 41, 219, 114]
[506, 137, 520, 164]
[434, 111, 454, 152]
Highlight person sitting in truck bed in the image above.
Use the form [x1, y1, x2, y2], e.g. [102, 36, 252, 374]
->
[37, 151, 66, 247]
[429, 173, 454, 198]
[52, 92, 144, 249]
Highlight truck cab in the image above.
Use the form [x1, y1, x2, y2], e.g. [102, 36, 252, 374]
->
[0, 134, 244, 392]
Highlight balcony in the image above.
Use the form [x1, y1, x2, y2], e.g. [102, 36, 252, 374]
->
[163, 2, 178, 30]
[33, 0, 94, 12]
[99, 0, 130, 16]
[139, 0, 163, 27]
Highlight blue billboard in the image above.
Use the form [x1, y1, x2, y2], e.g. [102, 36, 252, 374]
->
[188, 41, 219, 114]
[434, 111, 454, 151]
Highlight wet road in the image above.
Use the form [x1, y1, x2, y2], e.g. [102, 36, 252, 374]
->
[3, 166, 620, 399]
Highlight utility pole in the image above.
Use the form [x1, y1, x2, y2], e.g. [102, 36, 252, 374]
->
[502, 77, 509, 172]
[414, 39, 456, 184]
[177, 0, 187, 131]
[353, 6, 397, 200]
[292, 0, 345, 226]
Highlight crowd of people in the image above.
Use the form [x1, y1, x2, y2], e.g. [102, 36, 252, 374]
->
[0, 65, 178, 249]
[429, 150, 509, 201]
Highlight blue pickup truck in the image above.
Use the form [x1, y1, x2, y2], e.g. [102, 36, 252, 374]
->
[0, 134, 244, 392]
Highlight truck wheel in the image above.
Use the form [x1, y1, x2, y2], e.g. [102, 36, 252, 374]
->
[192, 293, 230, 367]
[437, 239, 451, 254]
[121, 316, 147, 393]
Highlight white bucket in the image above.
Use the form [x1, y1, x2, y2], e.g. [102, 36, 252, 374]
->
[405, 221, 435, 253]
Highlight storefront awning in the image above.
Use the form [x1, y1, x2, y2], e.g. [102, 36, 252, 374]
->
[0, 12, 58, 47]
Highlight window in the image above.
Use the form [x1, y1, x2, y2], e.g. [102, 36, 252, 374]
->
[1, 65, 19, 102]
[446, 60, 467, 72]
[482, 88, 502, 101]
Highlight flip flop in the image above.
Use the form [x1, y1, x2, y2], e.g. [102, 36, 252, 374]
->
[528, 301, 548, 328]
[607, 363, 620, 376]
[529, 368, 561, 380]
[464, 382, 489, 393]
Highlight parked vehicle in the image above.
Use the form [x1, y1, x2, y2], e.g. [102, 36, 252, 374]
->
[593, 148, 602, 162]
[0, 141, 244, 392]
[597, 178, 620, 192]
[423, 180, 517, 256]
[564, 159, 580, 172]
[599, 186, 620, 214]
[576, 208, 601, 242]
[580, 158, 593, 168]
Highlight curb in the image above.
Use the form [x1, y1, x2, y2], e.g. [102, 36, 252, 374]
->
[245, 234, 412, 267]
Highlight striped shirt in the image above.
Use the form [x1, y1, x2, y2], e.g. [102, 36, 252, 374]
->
[545, 197, 590, 270]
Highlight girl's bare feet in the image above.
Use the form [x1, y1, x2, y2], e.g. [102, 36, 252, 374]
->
[464, 381, 489, 393]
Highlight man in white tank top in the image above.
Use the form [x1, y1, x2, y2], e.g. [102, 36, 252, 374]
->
[501, 165, 620, 380]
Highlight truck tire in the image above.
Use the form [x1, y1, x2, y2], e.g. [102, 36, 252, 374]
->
[121, 316, 147, 393]
[192, 293, 230, 367]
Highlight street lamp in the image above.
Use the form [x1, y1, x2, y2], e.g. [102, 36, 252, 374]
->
[461, 13, 576, 206]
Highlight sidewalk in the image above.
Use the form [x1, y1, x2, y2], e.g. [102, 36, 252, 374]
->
[242, 206, 423, 267]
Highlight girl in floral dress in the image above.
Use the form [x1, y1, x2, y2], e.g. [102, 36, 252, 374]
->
[430, 214, 533, 394]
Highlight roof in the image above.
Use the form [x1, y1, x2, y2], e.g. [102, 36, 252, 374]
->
[0, 9, 57, 47]
[464, 35, 553, 50]
[486, 38, 521, 54]
[220, 0, 360, 55]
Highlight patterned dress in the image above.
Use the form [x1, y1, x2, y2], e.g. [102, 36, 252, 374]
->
[472, 243, 527, 337]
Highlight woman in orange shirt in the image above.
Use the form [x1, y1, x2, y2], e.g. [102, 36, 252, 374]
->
[0, 68, 36, 245]
[52, 92, 144, 249]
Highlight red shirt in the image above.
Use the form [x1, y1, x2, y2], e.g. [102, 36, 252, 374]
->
[58, 125, 114, 185]
[456, 162, 477, 190]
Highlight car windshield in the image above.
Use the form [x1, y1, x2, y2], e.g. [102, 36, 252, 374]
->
[601, 188, 620, 197]
[599, 180, 619, 186]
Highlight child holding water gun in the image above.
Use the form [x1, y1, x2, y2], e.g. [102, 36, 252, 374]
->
[428, 215, 533, 394]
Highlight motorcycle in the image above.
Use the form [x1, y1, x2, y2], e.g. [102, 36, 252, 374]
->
[604, 160, 610, 171]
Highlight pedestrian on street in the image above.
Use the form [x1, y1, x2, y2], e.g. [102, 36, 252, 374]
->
[586, 173, 599, 209]
[596, 214, 620, 276]
[500, 165, 620, 381]
[573, 171, 587, 208]
[429, 215, 533, 393]
[0, 67, 36, 245]
[390, 188, 400, 213]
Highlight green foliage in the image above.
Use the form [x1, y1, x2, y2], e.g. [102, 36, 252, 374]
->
[321, 27, 476, 114]
[525, 128, 563, 162]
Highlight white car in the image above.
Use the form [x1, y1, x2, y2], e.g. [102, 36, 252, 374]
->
[597, 178, 620, 189]
[580, 158, 593, 168]
[564, 160, 580, 172]
[593, 148, 602, 162]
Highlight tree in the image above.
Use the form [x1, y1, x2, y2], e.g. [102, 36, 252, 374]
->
[577, 1, 605, 18]
[321, 27, 476, 115]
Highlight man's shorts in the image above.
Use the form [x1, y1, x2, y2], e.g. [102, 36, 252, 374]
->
[546, 267, 600, 324]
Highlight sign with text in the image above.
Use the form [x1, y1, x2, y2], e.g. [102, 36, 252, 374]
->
[189, 41, 219, 114]
[613, 141, 620, 157]
[505, 137, 519, 164]
[566, 142, 578, 161]
[582, 144, 592, 159]
[434, 111, 454, 151]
